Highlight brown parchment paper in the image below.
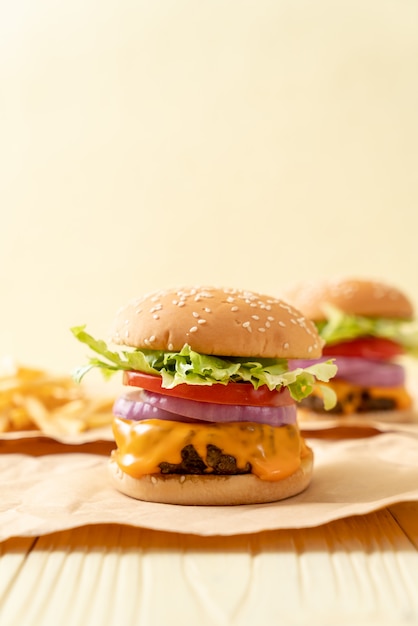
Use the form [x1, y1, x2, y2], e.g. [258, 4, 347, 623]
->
[0, 425, 114, 443]
[299, 409, 418, 438]
[1, 430, 418, 541]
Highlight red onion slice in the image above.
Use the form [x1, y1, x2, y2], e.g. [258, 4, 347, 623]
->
[289, 357, 405, 388]
[113, 395, 199, 423]
[113, 389, 297, 426]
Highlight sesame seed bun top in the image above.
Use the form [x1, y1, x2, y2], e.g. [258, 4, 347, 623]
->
[280, 277, 414, 322]
[110, 286, 323, 359]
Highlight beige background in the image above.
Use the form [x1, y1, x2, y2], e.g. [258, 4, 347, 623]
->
[1, 0, 417, 374]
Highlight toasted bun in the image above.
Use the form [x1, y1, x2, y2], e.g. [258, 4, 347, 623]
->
[110, 286, 322, 359]
[108, 448, 314, 505]
[281, 277, 414, 321]
[297, 407, 417, 425]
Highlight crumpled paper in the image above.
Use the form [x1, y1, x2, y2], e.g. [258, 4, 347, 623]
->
[0, 425, 114, 443]
[1, 430, 418, 541]
[299, 410, 418, 436]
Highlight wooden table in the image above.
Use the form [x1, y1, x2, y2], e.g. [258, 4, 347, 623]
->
[1, 500, 417, 625]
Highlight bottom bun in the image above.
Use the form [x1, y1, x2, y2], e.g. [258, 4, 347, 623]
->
[108, 448, 313, 506]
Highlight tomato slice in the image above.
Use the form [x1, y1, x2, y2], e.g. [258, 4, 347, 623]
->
[123, 371, 293, 407]
[322, 337, 404, 360]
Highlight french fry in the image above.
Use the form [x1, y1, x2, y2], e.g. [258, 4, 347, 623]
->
[0, 358, 115, 436]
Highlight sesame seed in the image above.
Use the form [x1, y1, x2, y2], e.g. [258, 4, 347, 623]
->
[204, 307, 212, 313]
[178, 301, 185, 307]
[258, 327, 266, 332]
[278, 321, 286, 327]
[149, 335, 156, 342]
[242, 321, 250, 328]
[290, 319, 297, 325]
[226, 296, 235, 303]
[308, 346, 313, 352]
[283, 342, 289, 349]
[172, 299, 178, 305]
[267, 316, 274, 321]
[198, 319, 206, 324]
[151, 476, 157, 485]
[135, 308, 142, 314]
[153, 314, 159, 320]
[251, 315, 260, 320]
[250, 303, 257, 308]
[189, 326, 198, 333]
[168, 343, 174, 351]
[192, 311, 200, 318]
[265, 321, 271, 328]
[231, 306, 239, 312]
[180, 475, 186, 484]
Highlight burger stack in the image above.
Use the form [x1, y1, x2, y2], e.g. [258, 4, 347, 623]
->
[282, 277, 418, 423]
[72, 286, 337, 505]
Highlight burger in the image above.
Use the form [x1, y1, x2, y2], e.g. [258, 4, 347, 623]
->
[71, 286, 336, 505]
[282, 277, 418, 422]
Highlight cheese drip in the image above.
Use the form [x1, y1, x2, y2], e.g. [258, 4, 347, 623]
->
[310, 380, 412, 414]
[112, 418, 309, 482]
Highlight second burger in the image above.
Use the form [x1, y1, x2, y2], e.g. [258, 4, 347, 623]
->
[282, 277, 418, 422]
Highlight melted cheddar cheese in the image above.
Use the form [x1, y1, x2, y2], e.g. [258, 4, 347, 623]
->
[310, 380, 412, 415]
[112, 418, 309, 482]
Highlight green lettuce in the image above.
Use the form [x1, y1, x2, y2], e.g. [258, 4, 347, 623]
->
[317, 305, 418, 356]
[71, 325, 337, 408]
